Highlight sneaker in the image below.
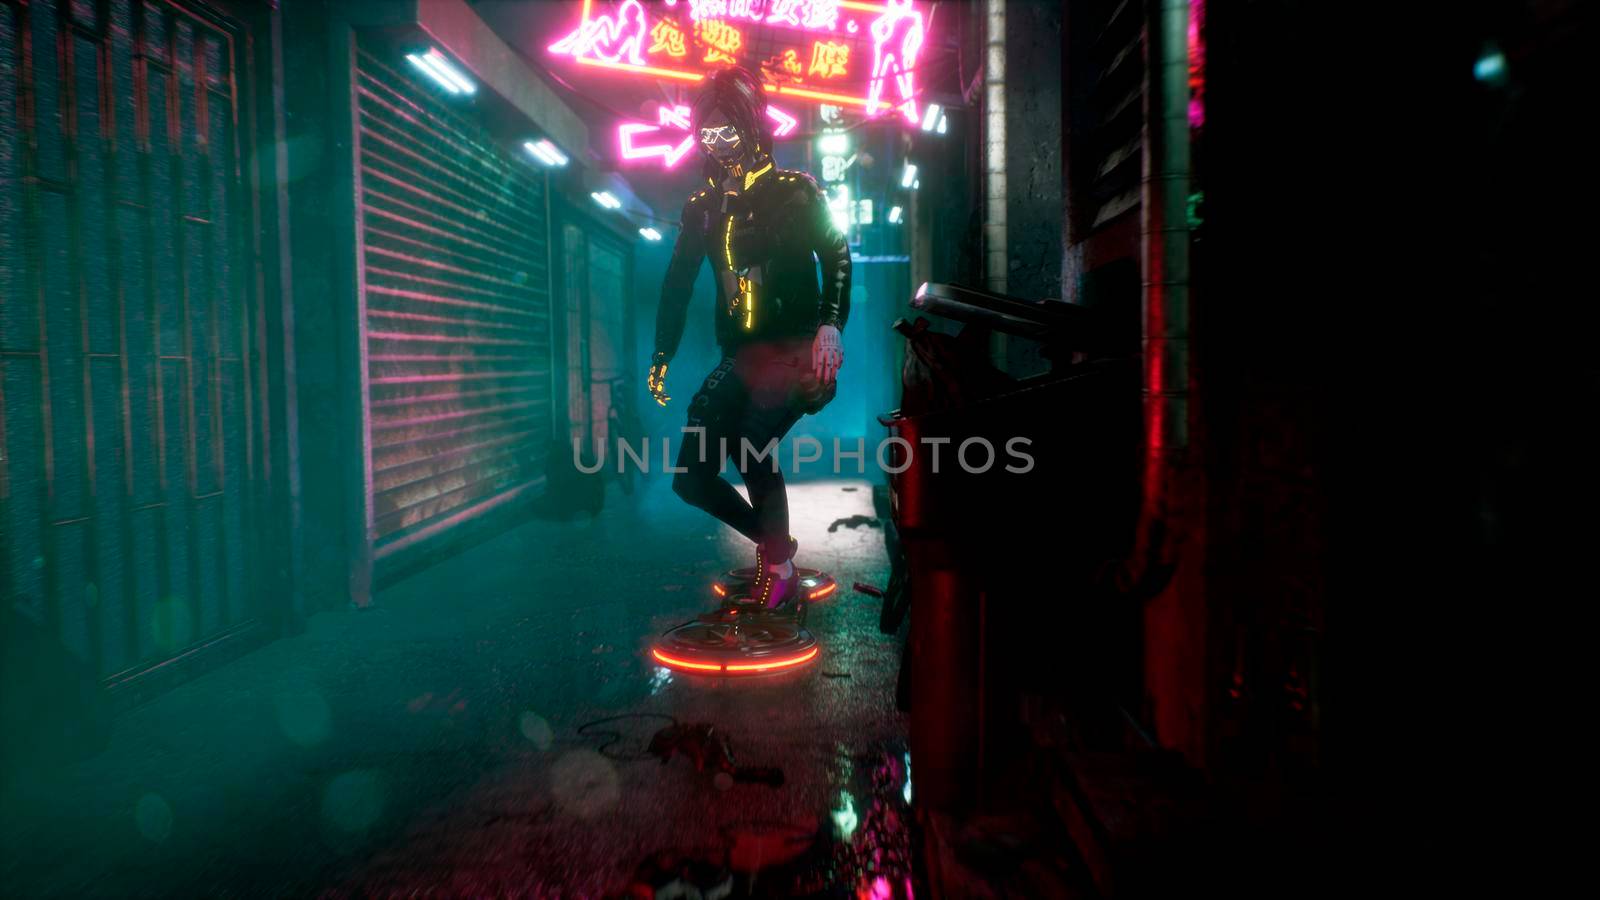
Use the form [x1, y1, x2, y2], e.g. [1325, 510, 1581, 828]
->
[753, 537, 799, 609]
[758, 567, 800, 610]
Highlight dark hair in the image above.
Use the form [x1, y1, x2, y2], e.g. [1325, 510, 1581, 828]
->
[690, 67, 773, 178]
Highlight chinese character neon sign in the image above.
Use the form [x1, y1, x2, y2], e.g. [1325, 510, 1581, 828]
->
[809, 40, 849, 78]
[649, 19, 688, 57]
[695, 18, 744, 63]
[549, 0, 929, 119]
[729, 0, 766, 21]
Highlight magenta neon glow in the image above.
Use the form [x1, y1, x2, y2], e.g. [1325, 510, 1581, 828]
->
[617, 102, 799, 168]
[688, 0, 833, 28]
[617, 103, 697, 168]
[766, 104, 799, 137]
[659, 104, 692, 129]
[729, 0, 766, 22]
[866, 0, 923, 123]
[550, 1, 937, 125]
[688, 0, 727, 19]
[766, 0, 839, 31]
[619, 124, 697, 168]
[548, 0, 649, 65]
[1188, 0, 1206, 129]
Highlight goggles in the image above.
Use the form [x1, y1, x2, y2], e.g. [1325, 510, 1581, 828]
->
[699, 125, 742, 147]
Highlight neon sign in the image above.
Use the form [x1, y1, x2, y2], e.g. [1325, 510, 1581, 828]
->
[866, 0, 922, 123]
[619, 105, 698, 168]
[809, 40, 849, 78]
[548, 0, 648, 65]
[617, 102, 799, 169]
[649, 19, 688, 57]
[549, 0, 929, 118]
[765, 0, 839, 30]
[696, 18, 744, 63]
[766, 105, 799, 137]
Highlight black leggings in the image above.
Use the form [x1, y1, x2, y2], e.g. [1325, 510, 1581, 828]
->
[672, 340, 827, 558]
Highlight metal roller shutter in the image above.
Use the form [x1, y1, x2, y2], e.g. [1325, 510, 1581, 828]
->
[354, 44, 553, 558]
[1084, 0, 1144, 229]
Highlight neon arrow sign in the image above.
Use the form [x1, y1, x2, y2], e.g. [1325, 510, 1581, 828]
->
[619, 104, 698, 168]
[767, 104, 799, 136]
[618, 102, 801, 168]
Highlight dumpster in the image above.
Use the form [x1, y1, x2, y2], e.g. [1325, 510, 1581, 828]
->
[881, 284, 1140, 813]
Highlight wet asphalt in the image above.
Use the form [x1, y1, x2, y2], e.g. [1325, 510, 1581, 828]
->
[0, 478, 911, 898]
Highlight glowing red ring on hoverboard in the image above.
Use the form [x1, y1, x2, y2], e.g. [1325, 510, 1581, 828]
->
[651, 645, 819, 674]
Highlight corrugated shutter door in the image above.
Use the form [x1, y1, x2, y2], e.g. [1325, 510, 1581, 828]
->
[355, 46, 552, 556]
[1085, 0, 1144, 228]
[2, 0, 263, 684]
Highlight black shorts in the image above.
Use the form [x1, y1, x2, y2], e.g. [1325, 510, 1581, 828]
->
[685, 338, 837, 433]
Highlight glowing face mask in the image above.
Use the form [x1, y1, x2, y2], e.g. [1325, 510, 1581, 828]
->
[699, 125, 742, 150]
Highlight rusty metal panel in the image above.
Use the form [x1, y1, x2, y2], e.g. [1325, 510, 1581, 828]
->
[354, 43, 553, 554]
[562, 222, 588, 449]
[0, 0, 265, 684]
[586, 235, 625, 451]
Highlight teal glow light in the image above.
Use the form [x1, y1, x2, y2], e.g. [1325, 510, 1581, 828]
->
[525, 139, 569, 167]
[828, 184, 852, 232]
[406, 48, 477, 95]
[1474, 51, 1506, 83]
[819, 132, 851, 154]
[831, 790, 859, 839]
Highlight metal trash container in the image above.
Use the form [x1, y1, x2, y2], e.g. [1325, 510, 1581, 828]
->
[881, 284, 1138, 813]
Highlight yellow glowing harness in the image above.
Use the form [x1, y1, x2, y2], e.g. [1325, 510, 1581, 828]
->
[723, 162, 773, 331]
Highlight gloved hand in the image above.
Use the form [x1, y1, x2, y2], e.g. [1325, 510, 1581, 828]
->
[647, 352, 671, 406]
[812, 324, 843, 386]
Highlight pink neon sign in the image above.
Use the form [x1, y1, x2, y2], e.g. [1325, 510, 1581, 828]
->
[766, 104, 799, 137]
[549, 0, 931, 121]
[617, 102, 800, 168]
[548, 0, 649, 64]
[866, 0, 922, 124]
[619, 104, 697, 168]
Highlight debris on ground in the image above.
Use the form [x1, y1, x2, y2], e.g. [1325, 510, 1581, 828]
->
[647, 722, 785, 788]
[827, 515, 881, 532]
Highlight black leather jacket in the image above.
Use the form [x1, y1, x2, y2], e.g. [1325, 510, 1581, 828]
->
[654, 165, 851, 361]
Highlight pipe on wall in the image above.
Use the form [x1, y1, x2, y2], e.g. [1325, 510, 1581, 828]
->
[983, 0, 1008, 369]
[983, 0, 1007, 297]
[1144, 0, 1191, 454]
[1114, 0, 1191, 600]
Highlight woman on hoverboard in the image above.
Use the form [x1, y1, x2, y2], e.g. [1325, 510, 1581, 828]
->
[649, 67, 851, 610]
